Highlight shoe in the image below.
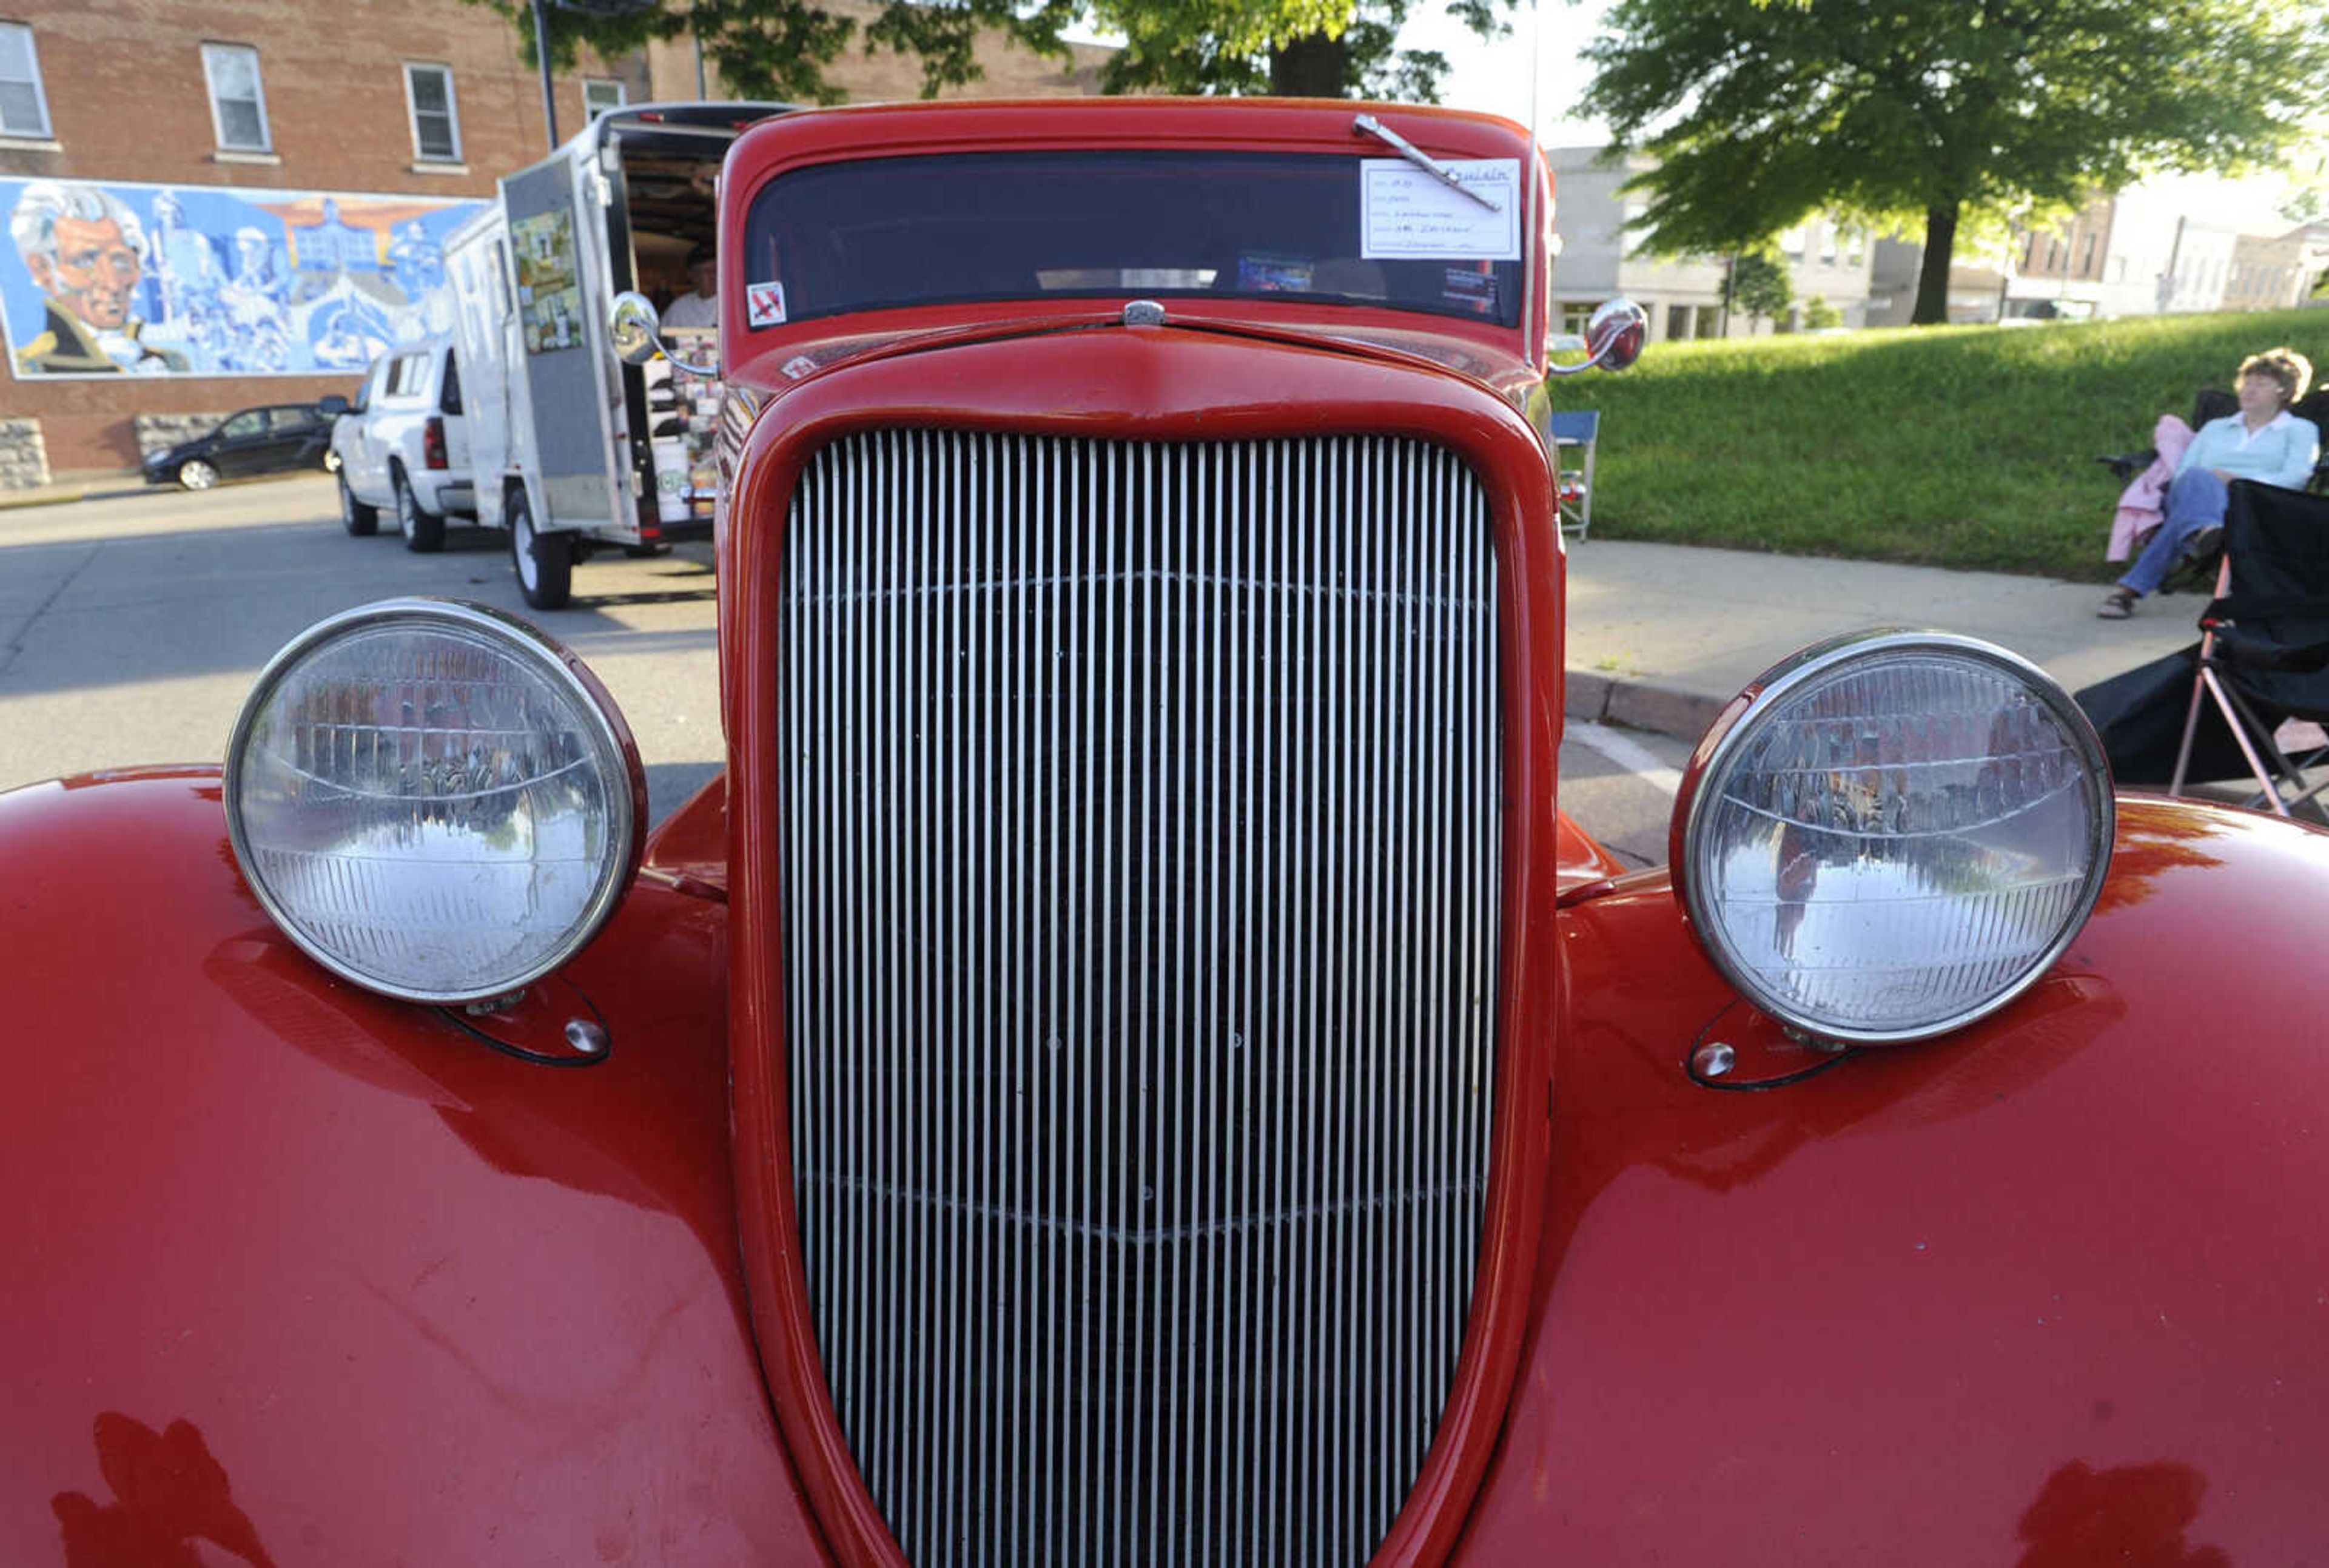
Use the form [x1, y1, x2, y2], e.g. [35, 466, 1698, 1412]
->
[2097, 588, 2136, 619]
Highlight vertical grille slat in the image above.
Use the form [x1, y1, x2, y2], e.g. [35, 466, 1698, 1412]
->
[780, 431, 1504, 1567]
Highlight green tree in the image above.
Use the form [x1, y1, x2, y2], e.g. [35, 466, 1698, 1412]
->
[480, 0, 1511, 106]
[1802, 294, 1841, 331]
[1581, 0, 2329, 325]
[1729, 246, 1792, 332]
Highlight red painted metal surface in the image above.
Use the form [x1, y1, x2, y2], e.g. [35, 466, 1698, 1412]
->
[719, 320, 1568, 1566]
[1555, 810, 1630, 893]
[642, 769, 731, 903]
[0, 770, 824, 1566]
[1465, 796, 2329, 1563]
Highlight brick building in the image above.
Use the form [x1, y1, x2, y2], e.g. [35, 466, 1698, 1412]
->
[0, 1, 1108, 480]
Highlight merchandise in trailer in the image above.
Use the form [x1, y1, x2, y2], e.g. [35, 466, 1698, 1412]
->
[445, 102, 790, 609]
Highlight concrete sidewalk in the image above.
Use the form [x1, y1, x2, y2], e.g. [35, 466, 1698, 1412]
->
[1565, 540, 2200, 742]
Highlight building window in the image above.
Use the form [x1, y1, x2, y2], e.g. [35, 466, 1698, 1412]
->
[585, 78, 625, 119]
[201, 42, 271, 152]
[1843, 228, 1864, 266]
[1667, 303, 1691, 340]
[0, 22, 52, 139]
[1820, 224, 1837, 264]
[404, 62, 460, 161]
[1560, 300, 1601, 337]
[1778, 224, 1806, 260]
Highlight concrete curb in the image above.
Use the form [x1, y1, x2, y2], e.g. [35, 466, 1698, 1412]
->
[0, 475, 147, 511]
[1565, 668, 1727, 744]
[0, 485, 89, 511]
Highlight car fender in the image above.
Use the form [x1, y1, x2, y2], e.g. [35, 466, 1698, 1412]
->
[0, 770, 825, 1566]
[1461, 796, 2329, 1562]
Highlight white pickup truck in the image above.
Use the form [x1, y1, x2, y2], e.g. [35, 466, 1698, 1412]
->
[329, 335, 475, 552]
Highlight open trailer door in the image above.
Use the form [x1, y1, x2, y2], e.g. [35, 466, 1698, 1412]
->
[500, 151, 622, 534]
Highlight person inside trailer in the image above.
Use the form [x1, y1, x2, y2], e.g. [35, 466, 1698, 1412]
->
[663, 241, 718, 330]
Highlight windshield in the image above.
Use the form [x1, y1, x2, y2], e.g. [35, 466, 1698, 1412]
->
[742, 149, 1527, 331]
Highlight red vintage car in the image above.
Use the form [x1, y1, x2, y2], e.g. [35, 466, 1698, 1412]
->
[6, 98, 2327, 1567]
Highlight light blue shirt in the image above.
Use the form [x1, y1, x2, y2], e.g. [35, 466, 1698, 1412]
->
[2173, 409, 2321, 491]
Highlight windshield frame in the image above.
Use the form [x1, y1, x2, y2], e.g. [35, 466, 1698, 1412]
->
[742, 146, 1530, 334]
[718, 100, 1552, 382]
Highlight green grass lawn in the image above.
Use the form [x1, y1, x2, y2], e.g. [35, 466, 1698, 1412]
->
[1551, 307, 2327, 580]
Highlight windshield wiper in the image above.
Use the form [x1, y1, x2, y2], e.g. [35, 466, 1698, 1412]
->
[1353, 113, 1502, 213]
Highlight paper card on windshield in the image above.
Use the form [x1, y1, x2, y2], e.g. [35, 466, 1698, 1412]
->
[747, 281, 787, 328]
[1360, 158, 1521, 261]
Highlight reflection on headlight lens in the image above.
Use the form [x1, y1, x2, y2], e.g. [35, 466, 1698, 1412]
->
[227, 602, 638, 1002]
[1682, 637, 2112, 1043]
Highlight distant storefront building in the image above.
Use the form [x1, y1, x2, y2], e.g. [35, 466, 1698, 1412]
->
[1544, 146, 1876, 342]
[0, 1, 1108, 481]
[1867, 189, 2322, 328]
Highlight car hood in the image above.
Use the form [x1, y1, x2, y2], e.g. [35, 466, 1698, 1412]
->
[730, 303, 1544, 408]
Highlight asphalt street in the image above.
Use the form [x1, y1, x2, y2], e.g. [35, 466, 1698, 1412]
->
[0, 474, 1695, 863]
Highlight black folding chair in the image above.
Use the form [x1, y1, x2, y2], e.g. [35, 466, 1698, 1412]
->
[2169, 480, 2329, 819]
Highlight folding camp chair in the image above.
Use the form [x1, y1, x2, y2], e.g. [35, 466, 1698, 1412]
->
[1549, 409, 1598, 540]
[2169, 480, 2329, 819]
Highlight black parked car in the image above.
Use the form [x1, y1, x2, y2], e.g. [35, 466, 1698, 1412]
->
[141, 399, 348, 491]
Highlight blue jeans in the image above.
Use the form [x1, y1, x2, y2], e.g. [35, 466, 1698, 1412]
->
[2119, 469, 2228, 596]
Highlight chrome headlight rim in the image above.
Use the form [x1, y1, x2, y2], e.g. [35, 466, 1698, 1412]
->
[224, 596, 647, 1005]
[1672, 628, 2116, 1046]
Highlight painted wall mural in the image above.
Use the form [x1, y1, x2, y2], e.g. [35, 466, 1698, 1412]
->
[2, 177, 488, 380]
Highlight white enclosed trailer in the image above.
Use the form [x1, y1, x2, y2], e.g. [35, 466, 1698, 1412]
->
[445, 102, 788, 608]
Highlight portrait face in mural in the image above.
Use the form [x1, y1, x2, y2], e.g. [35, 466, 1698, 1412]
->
[4, 180, 186, 374]
[28, 208, 141, 329]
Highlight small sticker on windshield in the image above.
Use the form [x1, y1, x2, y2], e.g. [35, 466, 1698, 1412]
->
[1360, 158, 1521, 261]
[1237, 254, 1314, 292]
[1442, 266, 1499, 315]
[747, 281, 787, 328]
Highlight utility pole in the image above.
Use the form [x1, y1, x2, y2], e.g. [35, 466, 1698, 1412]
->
[531, 0, 560, 152]
[2159, 215, 2186, 314]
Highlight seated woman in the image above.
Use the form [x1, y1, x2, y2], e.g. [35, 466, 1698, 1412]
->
[2099, 347, 2319, 618]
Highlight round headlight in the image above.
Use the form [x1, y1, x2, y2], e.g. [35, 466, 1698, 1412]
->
[1672, 631, 2113, 1045]
[225, 598, 645, 1003]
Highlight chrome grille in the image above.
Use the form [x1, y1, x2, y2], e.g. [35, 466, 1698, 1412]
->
[778, 430, 1503, 1566]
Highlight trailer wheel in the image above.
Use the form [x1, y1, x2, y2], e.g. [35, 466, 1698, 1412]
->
[510, 490, 573, 611]
[394, 467, 445, 554]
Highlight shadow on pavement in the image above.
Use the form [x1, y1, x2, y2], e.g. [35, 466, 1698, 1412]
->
[1, 511, 718, 701]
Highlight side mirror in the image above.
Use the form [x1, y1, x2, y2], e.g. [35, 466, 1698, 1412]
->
[1584, 298, 1648, 371]
[1546, 297, 1649, 378]
[610, 291, 663, 367]
[610, 289, 718, 377]
[317, 394, 349, 417]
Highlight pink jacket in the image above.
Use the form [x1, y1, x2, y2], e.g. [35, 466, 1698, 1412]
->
[2106, 416, 2197, 562]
